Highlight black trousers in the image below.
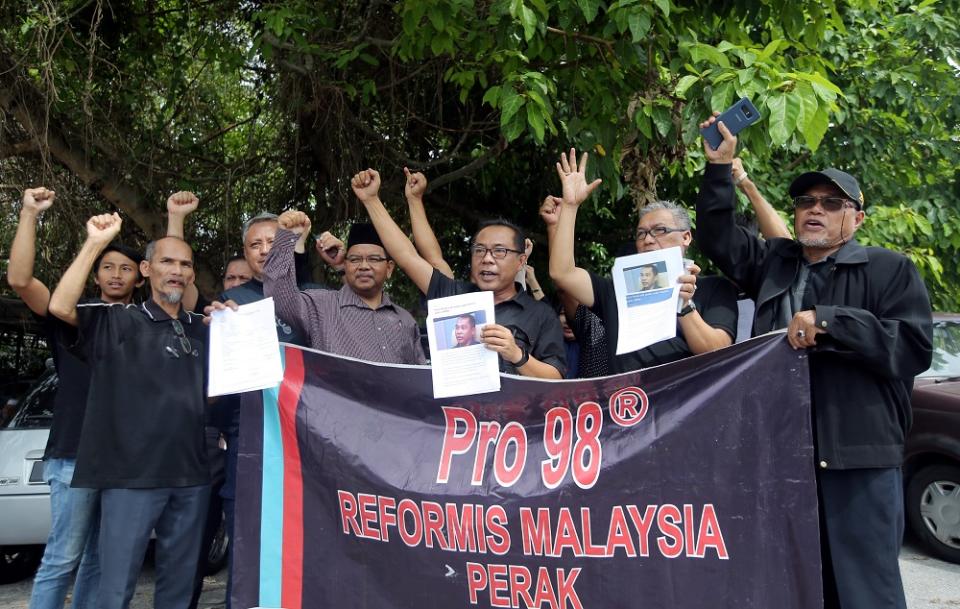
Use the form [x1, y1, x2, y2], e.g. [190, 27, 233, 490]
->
[817, 467, 907, 609]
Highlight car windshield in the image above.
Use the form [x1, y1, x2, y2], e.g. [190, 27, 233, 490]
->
[3, 371, 57, 429]
[918, 320, 960, 379]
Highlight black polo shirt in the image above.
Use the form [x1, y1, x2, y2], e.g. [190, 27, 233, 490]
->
[589, 272, 738, 374]
[71, 299, 209, 489]
[426, 270, 566, 376]
[41, 308, 92, 460]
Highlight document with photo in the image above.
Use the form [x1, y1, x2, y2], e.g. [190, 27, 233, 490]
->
[207, 297, 284, 397]
[612, 245, 684, 355]
[426, 291, 500, 399]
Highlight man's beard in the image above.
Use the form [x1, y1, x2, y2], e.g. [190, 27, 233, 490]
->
[798, 236, 834, 249]
[158, 288, 184, 305]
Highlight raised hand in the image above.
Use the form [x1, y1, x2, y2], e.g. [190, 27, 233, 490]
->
[699, 112, 737, 164]
[677, 261, 701, 305]
[556, 148, 602, 207]
[22, 187, 55, 214]
[403, 167, 427, 200]
[86, 212, 122, 245]
[166, 191, 199, 217]
[316, 230, 346, 267]
[277, 210, 311, 236]
[351, 168, 382, 204]
[539, 195, 563, 226]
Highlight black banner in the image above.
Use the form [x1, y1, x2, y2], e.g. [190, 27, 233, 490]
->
[234, 333, 820, 609]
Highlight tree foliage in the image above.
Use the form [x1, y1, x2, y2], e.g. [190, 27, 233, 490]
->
[0, 0, 957, 309]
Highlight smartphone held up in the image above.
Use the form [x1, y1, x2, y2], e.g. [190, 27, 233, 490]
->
[700, 97, 762, 150]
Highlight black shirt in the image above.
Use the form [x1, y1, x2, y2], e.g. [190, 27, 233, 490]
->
[427, 270, 566, 376]
[42, 310, 91, 459]
[71, 299, 209, 489]
[589, 272, 738, 374]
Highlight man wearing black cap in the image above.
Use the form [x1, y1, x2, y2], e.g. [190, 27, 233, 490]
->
[695, 115, 932, 609]
[262, 210, 426, 364]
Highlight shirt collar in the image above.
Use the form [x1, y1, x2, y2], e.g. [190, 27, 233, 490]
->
[779, 238, 868, 265]
[338, 284, 394, 311]
[141, 298, 192, 323]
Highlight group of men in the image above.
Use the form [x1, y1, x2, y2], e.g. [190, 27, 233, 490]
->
[6, 114, 933, 609]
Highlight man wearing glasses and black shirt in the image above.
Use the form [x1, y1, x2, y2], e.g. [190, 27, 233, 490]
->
[548, 149, 738, 374]
[351, 168, 565, 379]
[696, 115, 932, 609]
[49, 214, 209, 609]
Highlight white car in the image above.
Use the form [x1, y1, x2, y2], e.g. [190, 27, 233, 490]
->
[0, 368, 55, 583]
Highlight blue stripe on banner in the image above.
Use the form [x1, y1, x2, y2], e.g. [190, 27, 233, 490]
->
[259, 347, 286, 608]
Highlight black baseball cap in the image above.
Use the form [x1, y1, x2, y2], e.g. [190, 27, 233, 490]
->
[789, 169, 865, 209]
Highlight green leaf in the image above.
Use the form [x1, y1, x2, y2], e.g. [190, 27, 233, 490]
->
[767, 94, 789, 145]
[482, 86, 502, 107]
[519, 5, 538, 41]
[802, 102, 830, 151]
[756, 39, 784, 62]
[428, 9, 445, 31]
[710, 81, 734, 114]
[688, 43, 730, 69]
[526, 103, 546, 142]
[578, 0, 601, 23]
[500, 91, 525, 126]
[628, 11, 651, 41]
[674, 74, 699, 98]
[653, 0, 670, 17]
[635, 112, 652, 139]
[652, 106, 672, 137]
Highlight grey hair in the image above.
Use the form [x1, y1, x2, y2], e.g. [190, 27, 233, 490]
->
[242, 212, 279, 243]
[638, 200, 692, 231]
[144, 236, 191, 262]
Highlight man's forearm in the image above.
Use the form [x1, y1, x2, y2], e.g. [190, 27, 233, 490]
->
[679, 314, 733, 354]
[49, 239, 107, 326]
[407, 196, 453, 279]
[739, 179, 791, 240]
[361, 196, 434, 293]
[262, 228, 311, 338]
[516, 354, 562, 379]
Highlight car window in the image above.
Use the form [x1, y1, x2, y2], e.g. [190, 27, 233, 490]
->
[918, 320, 960, 379]
[4, 371, 58, 429]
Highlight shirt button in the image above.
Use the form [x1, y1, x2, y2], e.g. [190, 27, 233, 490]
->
[820, 321, 828, 328]
[819, 460, 828, 469]
[377, 327, 382, 331]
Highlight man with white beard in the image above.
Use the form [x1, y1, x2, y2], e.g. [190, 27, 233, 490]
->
[49, 214, 210, 609]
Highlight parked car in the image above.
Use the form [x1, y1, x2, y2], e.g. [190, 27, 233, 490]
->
[904, 313, 960, 564]
[0, 366, 229, 583]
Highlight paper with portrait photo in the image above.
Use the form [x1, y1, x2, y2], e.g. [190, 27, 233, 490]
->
[207, 297, 284, 397]
[612, 245, 684, 355]
[426, 291, 499, 399]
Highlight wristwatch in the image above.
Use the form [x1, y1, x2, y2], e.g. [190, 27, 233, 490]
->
[512, 346, 530, 368]
[678, 301, 697, 317]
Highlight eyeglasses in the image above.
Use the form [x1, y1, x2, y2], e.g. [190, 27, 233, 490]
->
[792, 195, 859, 212]
[470, 245, 524, 260]
[344, 255, 389, 265]
[635, 226, 687, 240]
[170, 319, 193, 356]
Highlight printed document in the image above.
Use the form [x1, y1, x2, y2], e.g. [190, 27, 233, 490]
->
[612, 246, 685, 355]
[427, 291, 500, 398]
[207, 298, 284, 396]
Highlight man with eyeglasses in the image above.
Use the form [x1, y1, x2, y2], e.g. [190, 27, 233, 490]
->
[49, 215, 210, 609]
[548, 149, 739, 374]
[696, 115, 932, 609]
[351, 168, 566, 379]
[262, 211, 426, 364]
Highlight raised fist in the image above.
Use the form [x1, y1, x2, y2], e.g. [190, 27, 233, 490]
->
[277, 210, 311, 235]
[22, 187, 55, 214]
[351, 168, 381, 204]
[86, 212, 122, 244]
[539, 195, 563, 226]
[316, 230, 345, 267]
[166, 191, 199, 216]
[403, 167, 427, 200]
